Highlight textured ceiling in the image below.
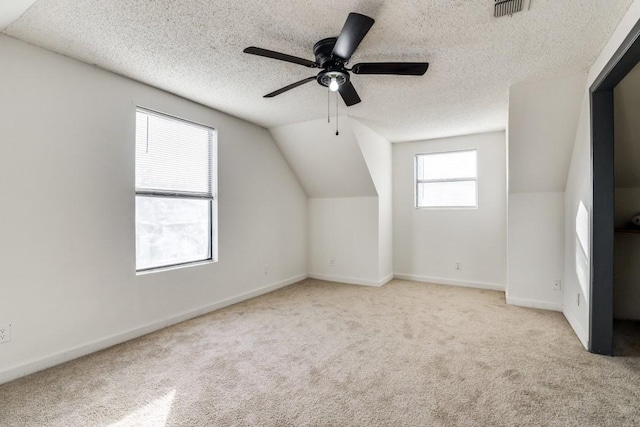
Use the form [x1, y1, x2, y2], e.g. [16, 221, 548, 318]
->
[2, 0, 634, 142]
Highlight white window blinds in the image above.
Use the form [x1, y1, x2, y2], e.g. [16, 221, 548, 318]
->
[135, 109, 213, 196]
[415, 150, 478, 208]
[416, 150, 477, 182]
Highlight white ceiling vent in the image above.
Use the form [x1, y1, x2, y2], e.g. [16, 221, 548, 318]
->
[494, 0, 529, 18]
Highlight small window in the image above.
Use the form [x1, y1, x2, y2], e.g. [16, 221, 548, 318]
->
[135, 108, 217, 272]
[415, 149, 477, 208]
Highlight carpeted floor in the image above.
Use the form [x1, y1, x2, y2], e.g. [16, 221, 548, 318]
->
[1, 278, 640, 426]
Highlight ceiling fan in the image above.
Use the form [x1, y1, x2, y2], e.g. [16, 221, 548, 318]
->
[243, 12, 429, 107]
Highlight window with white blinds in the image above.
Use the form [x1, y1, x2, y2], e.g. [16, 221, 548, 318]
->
[135, 108, 217, 272]
[415, 150, 477, 208]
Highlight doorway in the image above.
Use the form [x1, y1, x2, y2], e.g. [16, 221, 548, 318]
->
[590, 19, 640, 356]
[612, 62, 640, 356]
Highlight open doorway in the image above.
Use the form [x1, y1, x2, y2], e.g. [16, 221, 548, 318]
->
[591, 20, 640, 356]
[613, 62, 640, 356]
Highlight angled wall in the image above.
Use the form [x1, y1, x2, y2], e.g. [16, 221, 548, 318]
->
[507, 73, 586, 312]
[352, 120, 393, 282]
[271, 117, 392, 286]
[508, 74, 586, 194]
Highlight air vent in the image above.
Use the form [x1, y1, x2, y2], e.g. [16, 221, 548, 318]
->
[494, 0, 524, 18]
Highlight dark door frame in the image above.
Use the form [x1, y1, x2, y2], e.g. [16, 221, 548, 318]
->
[590, 18, 640, 355]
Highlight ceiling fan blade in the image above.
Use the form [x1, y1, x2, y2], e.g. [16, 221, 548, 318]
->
[264, 76, 317, 98]
[332, 13, 375, 61]
[244, 47, 317, 68]
[338, 81, 361, 106]
[352, 62, 429, 75]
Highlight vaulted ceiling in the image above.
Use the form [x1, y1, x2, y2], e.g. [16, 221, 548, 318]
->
[1, 0, 634, 142]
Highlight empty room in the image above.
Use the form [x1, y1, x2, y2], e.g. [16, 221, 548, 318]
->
[1, 0, 640, 425]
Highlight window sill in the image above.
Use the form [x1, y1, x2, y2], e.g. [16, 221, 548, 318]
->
[136, 259, 216, 276]
[415, 206, 478, 210]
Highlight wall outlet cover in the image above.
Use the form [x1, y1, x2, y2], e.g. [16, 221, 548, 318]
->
[0, 323, 11, 343]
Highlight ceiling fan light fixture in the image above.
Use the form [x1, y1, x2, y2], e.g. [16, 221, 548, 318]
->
[317, 70, 349, 90]
[329, 77, 339, 92]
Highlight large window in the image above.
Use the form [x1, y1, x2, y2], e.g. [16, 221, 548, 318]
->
[415, 149, 477, 209]
[135, 108, 217, 272]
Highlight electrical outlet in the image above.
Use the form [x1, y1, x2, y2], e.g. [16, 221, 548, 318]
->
[553, 279, 562, 291]
[264, 265, 269, 275]
[330, 258, 335, 267]
[456, 262, 462, 270]
[0, 323, 11, 344]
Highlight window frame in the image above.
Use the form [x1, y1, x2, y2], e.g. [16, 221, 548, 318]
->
[414, 149, 478, 210]
[135, 107, 217, 273]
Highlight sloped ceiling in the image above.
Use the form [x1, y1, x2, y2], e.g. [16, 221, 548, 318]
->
[0, 1, 37, 29]
[1, 0, 634, 142]
[508, 73, 587, 193]
[270, 117, 377, 198]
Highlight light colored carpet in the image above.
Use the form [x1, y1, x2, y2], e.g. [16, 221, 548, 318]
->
[1, 278, 640, 426]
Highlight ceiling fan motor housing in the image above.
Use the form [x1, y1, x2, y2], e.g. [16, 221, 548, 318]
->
[313, 37, 340, 67]
[314, 37, 350, 88]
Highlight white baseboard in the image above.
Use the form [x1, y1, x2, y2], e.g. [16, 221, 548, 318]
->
[393, 273, 504, 292]
[505, 296, 563, 312]
[308, 273, 384, 287]
[0, 274, 307, 386]
[379, 274, 394, 286]
[563, 306, 589, 350]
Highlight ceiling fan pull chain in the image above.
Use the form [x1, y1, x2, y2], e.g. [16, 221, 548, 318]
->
[328, 88, 331, 123]
[336, 92, 339, 136]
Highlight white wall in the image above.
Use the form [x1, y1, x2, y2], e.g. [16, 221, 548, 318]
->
[307, 197, 380, 285]
[564, 92, 592, 347]
[563, 0, 640, 349]
[0, 35, 307, 384]
[352, 120, 393, 282]
[506, 74, 585, 312]
[393, 131, 507, 290]
[507, 193, 565, 310]
[272, 117, 393, 286]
